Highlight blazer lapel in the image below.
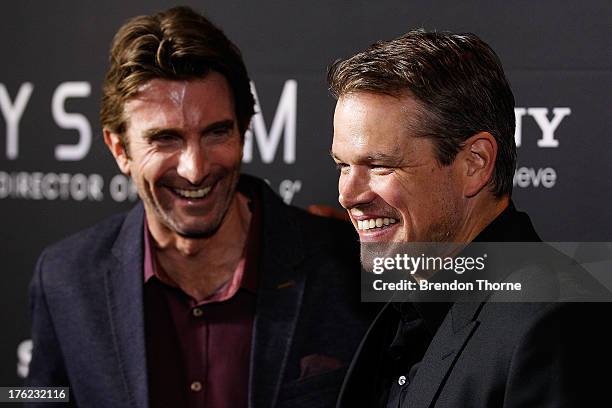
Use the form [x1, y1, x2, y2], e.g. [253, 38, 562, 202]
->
[337, 303, 397, 408]
[105, 204, 148, 408]
[404, 301, 482, 408]
[249, 182, 306, 408]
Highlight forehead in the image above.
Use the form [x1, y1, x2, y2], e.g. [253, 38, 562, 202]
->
[331, 92, 423, 161]
[123, 72, 235, 133]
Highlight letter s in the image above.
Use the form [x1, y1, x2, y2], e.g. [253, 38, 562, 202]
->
[476, 257, 486, 270]
[52, 81, 92, 161]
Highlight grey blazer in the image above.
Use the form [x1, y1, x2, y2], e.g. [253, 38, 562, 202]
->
[27, 175, 375, 408]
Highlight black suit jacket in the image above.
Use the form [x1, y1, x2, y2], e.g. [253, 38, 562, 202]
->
[338, 203, 612, 407]
[27, 175, 375, 408]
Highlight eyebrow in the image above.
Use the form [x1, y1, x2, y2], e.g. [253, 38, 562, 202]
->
[142, 119, 236, 140]
[330, 150, 403, 164]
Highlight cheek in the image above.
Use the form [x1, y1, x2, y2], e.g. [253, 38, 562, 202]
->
[431, 169, 462, 203]
[210, 142, 243, 167]
[371, 174, 411, 209]
[133, 151, 175, 183]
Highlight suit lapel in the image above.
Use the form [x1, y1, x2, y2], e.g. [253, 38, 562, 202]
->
[105, 204, 148, 408]
[404, 301, 482, 408]
[404, 202, 541, 408]
[249, 181, 306, 408]
[337, 303, 397, 407]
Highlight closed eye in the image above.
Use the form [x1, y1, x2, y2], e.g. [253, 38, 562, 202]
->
[149, 133, 180, 145]
[370, 165, 394, 175]
[210, 125, 232, 137]
[335, 162, 350, 174]
[205, 120, 236, 139]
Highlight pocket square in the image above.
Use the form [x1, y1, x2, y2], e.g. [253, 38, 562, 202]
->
[298, 354, 344, 380]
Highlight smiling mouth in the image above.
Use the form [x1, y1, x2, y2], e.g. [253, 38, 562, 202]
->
[171, 185, 212, 199]
[357, 217, 398, 231]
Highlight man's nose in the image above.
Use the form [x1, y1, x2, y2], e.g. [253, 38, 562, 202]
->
[177, 142, 208, 185]
[338, 168, 375, 209]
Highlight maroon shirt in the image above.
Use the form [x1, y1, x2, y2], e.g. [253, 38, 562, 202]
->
[143, 196, 260, 408]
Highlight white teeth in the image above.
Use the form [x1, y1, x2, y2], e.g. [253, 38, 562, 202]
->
[173, 186, 212, 199]
[356, 217, 399, 231]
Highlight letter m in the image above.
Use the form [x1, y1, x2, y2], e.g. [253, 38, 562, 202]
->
[243, 80, 297, 164]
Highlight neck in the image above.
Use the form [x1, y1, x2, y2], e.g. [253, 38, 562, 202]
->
[147, 193, 252, 300]
[457, 195, 509, 243]
[412, 195, 509, 282]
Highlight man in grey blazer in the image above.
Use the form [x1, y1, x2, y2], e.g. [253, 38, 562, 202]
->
[27, 7, 373, 407]
[328, 30, 611, 407]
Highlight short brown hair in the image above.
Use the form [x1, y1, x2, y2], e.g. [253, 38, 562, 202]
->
[327, 30, 516, 197]
[100, 6, 255, 146]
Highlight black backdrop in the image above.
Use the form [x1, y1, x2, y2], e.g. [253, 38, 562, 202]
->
[1, 0, 610, 389]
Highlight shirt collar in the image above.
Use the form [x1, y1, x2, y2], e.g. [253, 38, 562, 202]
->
[473, 200, 541, 243]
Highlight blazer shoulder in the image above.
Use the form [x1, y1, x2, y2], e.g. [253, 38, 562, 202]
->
[471, 300, 591, 356]
[44, 212, 127, 257]
[36, 211, 132, 283]
[286, 205, 358, 250]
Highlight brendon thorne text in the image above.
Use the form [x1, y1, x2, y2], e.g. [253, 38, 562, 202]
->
[373, 279, 522, 292]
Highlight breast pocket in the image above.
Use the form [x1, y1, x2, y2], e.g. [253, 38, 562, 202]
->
[276, 368, 347, 408]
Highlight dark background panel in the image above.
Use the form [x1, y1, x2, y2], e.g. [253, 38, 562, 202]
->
[0, 0, 610, 389]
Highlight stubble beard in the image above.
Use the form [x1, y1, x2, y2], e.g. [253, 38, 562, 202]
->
[358, 203, 462, 275]
[141, 170, 241, 239]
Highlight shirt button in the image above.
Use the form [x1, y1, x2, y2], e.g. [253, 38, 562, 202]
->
[190, 381, 202, 392]
[192, 307, 203, 317]
[398, 375, 407, 386]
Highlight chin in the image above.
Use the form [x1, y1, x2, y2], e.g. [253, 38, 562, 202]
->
[156, 215, 212, 238]
[171, 218, 220, 237]
[175, 229, 217, 239]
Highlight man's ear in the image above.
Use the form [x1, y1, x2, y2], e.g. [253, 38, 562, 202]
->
[458, 132, 497, 197]
[103, 129, 131, 175]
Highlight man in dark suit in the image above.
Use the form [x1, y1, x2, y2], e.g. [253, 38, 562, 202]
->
[27, 7, 373, 407]
[328, 30, 611, 407]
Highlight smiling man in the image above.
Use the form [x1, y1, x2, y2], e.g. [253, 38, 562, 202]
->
[332, 92, 499, 245]
[26, 7, 373, 408]
[328, 30, 609, 407]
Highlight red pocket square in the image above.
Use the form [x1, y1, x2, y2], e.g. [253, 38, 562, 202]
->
[298, 354, 344, 380]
